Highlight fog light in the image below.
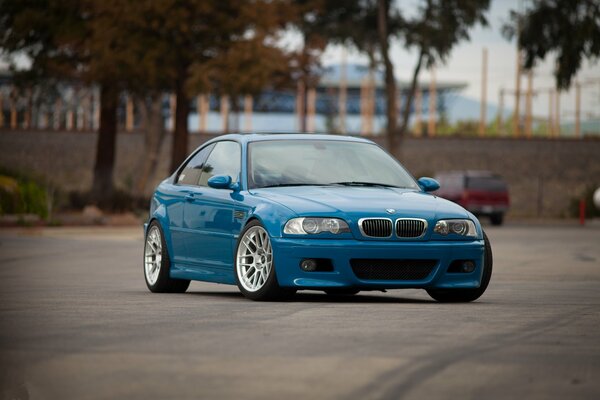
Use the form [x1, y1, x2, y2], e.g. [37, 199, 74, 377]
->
[300, 259, 318, 272]
[461, 261, 476, 273]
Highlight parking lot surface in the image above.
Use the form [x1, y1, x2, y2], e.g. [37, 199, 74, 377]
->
[0, 224, 599, 399]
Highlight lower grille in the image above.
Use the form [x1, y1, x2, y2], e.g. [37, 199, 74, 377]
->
[360, 218, 392, 237]
[396, 219, 427, 238]
[350, 259, 438, 280]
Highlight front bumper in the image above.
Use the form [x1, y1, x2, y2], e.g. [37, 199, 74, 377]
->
[272, 237, 485, 290]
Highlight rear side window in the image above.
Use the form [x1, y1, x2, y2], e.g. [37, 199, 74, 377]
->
[466, 176, 507, 192]
[198, 141, 241, 186]
[176, 144, 215, 186]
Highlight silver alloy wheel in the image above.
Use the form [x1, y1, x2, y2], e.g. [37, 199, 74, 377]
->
[144, 226, 162, 286]
[236, 226, 273, 292]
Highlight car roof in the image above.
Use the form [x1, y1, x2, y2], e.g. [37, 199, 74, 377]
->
[208, 132, 376, 145]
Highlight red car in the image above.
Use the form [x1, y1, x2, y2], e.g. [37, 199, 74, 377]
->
[434, 171, 510, 225]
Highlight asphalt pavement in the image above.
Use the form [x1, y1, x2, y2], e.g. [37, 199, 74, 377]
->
[0, 224, 599, 399]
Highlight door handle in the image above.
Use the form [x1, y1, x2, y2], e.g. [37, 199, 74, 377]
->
[185, 193, 195, 202]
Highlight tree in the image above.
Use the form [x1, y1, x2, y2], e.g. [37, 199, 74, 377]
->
[503, 0, 600, 90]
[388, 0, 490, 156]
[0, 0, 123, 205]
[300, 0, 489, 155]
[191, 37, 292, 132]
[128, 0, 288, 173]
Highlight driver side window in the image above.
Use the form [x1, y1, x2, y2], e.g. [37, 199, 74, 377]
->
[176, 143, 215, 186]
[198, 141, 241, 186]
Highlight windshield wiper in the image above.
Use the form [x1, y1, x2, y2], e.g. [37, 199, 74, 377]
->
[330, 181, 404, 188]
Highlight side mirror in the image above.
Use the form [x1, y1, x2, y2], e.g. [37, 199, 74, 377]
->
[207, 175, 235, 190]
[417, 177, 440, 192]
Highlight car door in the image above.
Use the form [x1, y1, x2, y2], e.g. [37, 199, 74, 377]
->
[183, 141, 241, 278]
[170, 143, 215, 264]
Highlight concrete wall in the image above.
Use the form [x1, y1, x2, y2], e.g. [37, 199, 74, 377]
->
[1, 129, 599, 217]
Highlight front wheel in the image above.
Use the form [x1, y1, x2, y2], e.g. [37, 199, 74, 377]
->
[490, 213, 504, 226]
[235, 220, 295, 301]
[144, 221, 190, 293]
[427, 231, 493, 303]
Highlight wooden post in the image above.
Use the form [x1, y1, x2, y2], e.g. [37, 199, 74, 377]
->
[414, 87, 422, 136]
[221, 95, 229, 133]
[367, 71, 375, 135]
[339, 50, 347, 134]
[40, 107, 48, 129]
[575, 82, 581, 138]
[548, 90, 554, 137]
[66, 105, 74, 131]
[554, 89, 560, 137]
[296, 80, 305, 132]
[54, 98, 62, 130]
[497, 88, 504, 135]
[244, 95, 253, 131]
[525, 70, 533, 138]
[428, 66, 436, 136]
[306, 87, 316, 133]
[479, 47, 488, 136]
[83, 90, 92, 131]
[10, 88, 17, 129]
[126, 95, 134, 132]
[24, 89, 32, 129]
[93, 91, 100, 131]
[197, 94, 208, 132]
[513, 48, 522, 137]
[360, 78, 367, 135]
[169, 94, 176, 132]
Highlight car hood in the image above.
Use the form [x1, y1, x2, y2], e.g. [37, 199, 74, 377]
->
[250, 186, 469, 220]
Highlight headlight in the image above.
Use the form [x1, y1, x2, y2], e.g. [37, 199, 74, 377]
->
[284, 217, 350, 235]
[434, 219, 477, 237]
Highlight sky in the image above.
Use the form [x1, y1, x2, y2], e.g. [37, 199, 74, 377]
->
[319, 0, 600, 123]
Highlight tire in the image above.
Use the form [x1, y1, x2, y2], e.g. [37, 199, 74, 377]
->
[427, 231, 493, 303]
[144, 220, 190, 293]
[324, 288, 360, 296]
[234, 220, 295, 301]
[490, 213, 504, 226]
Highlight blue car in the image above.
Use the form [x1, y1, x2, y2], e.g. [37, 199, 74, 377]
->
[144, 133, 492, 302]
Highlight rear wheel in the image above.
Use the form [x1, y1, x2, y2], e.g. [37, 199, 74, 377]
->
[427, 231, 493, 303]
[144, 221, 190, 293]
[235, 220, 295, 301]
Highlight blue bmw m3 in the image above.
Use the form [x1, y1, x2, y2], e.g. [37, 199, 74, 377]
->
[143, 133, 492, 302]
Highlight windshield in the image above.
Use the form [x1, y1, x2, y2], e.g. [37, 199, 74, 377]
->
[247, 140, 419, 190]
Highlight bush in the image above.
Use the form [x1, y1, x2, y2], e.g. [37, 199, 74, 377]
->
[0, 174, 49, 219]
